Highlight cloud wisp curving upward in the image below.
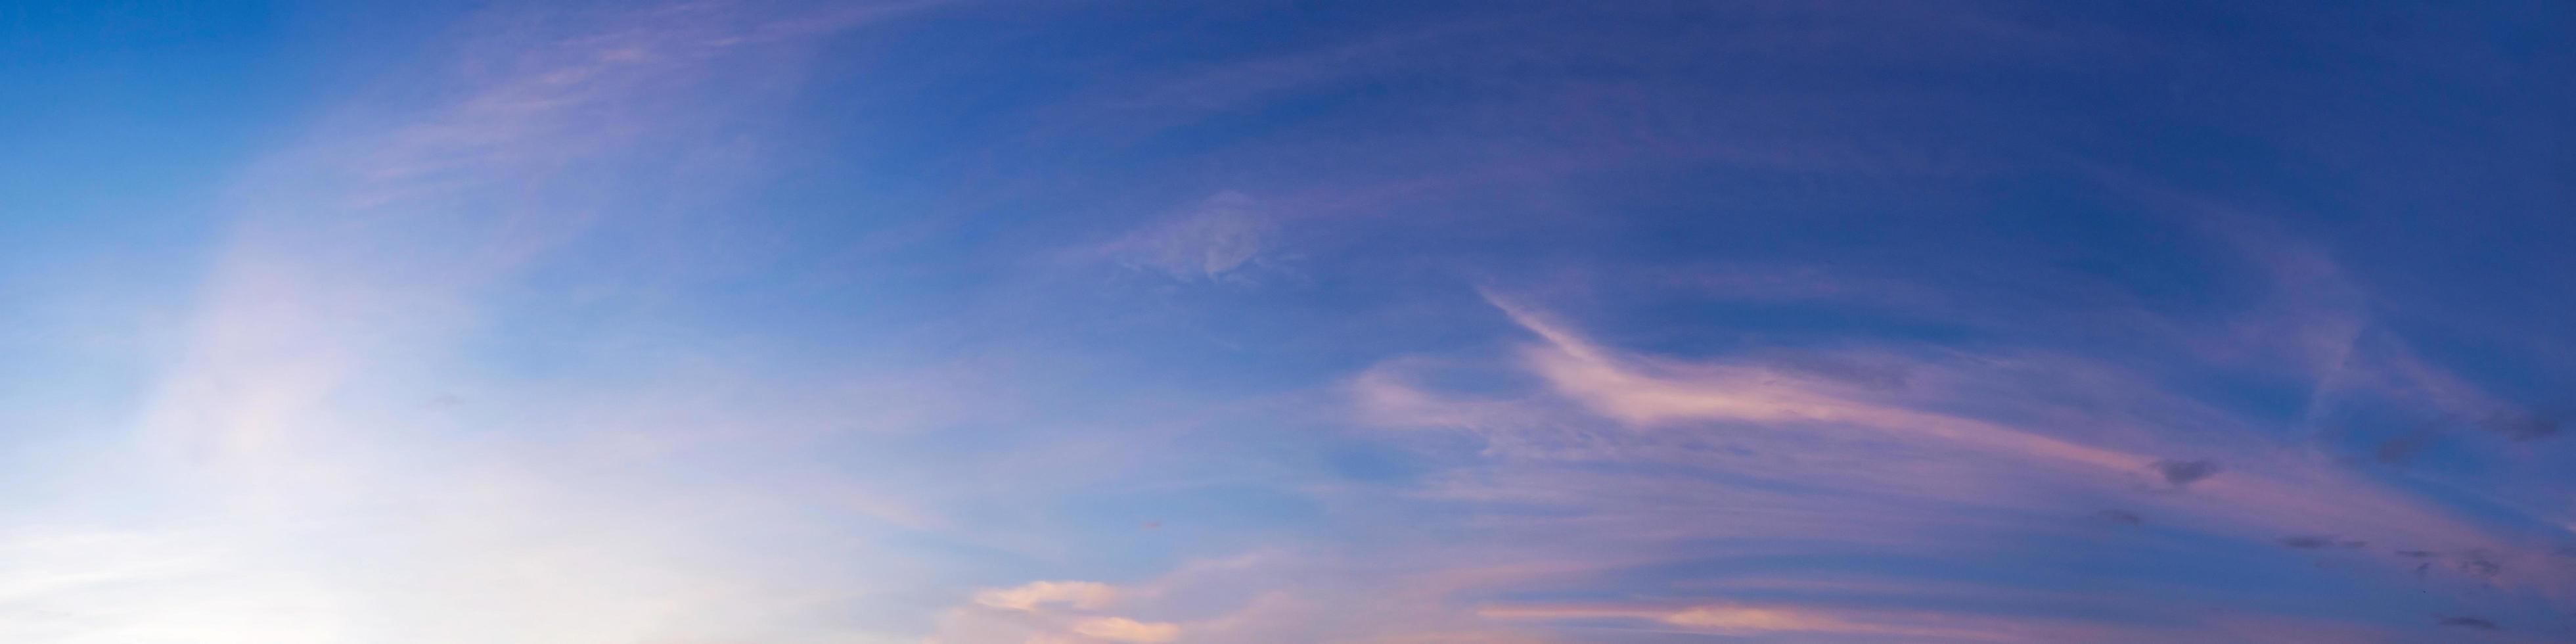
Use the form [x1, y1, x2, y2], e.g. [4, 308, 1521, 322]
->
[3, 1, 2571, 643]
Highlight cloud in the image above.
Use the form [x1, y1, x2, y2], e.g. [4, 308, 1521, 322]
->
[1328, 287, 2576, 643]
[2477, 411, 2560, 441]
[1103, 191, 1278, 282]
[1483, 292, 2147, 472]
[2278, 534, 2355, 549]
[1476, 293, 2561, 561]
[1068, 616, 1181, 643]
[2151, 459, 2222, 486]
[974, 581, 1118, 612]
[1660, 605, 1869, 633]
[23, 4, 2575, 643]
[57, 2, 959, 643]
[2436, 616, 2500, 630]
[1477, 600, 2154, 642]
[2373, 429, 2439, 465]
[938, 580, 1182, 644]
[932, 552, 1585, 644]
[0, 528, 344, 644]
[2455, 557, 2502, 578]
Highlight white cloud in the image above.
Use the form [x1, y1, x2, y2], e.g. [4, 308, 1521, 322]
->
[1106, 191, 1277, 282]
[16, 3, 951, 644]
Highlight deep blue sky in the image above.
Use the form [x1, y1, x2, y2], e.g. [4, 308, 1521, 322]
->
[2, 1, 2571, 642]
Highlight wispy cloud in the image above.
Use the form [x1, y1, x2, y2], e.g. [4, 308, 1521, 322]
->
[975, 580, 1119, 612]
[1067, 616, 1181, 643]
[11, 3, 2571, 643]
[1098, 191, 1279, 283]
[1328, 282, 2576, 639]
[1478, 600, 2152, 643]
[48, 2, 955, 642]
[937, 579, 1178, 644]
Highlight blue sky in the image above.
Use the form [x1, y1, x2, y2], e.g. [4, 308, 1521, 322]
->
[3, 1, 2573, 642]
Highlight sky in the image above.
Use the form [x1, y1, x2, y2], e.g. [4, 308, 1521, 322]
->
[1, 1, 2572, 642]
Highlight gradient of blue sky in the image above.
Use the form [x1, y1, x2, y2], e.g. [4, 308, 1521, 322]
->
[3, 1, 2573, 642]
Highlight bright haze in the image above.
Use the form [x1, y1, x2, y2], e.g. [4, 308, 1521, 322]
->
[3, 1, 2571, 643]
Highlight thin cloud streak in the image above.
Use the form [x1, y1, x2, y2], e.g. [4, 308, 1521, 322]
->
[1331, 285, 2575, 638]
[43, 2, 955, 643]
[7, 3, 2569, 643]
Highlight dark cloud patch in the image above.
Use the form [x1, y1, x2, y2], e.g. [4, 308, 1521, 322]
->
[2437, 616, 2500, 630]
[2374, 430, 2438, 465]
[2336, 540, 2367, 549]
[2393, 549, 2438, 559]
[2456, 558, 2501, 578]
[2280, 535, 2336, 549]
[2152, 459, 2221, 486]
[2094, 509, 2142, 525]
[2477, 411, 2560, 441]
